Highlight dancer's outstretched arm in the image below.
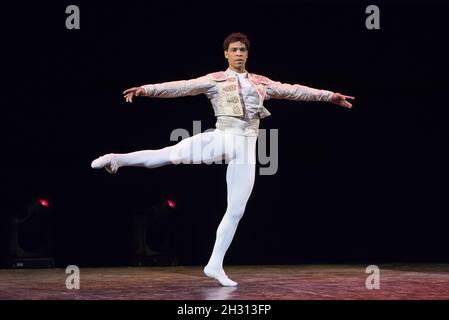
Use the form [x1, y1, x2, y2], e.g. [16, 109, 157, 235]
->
[264, 77, 354, 108]
[123, 74, 214, 103]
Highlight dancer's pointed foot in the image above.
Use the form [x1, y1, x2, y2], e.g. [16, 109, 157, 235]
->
[204, 265, 238, 287]
[91, 153, 119, 174]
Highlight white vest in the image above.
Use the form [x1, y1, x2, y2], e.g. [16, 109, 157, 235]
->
[209, 70, 272, 119]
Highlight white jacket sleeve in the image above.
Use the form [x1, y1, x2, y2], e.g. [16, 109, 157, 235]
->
[265, 79, 334, 102]
[140, 74, 215, 98]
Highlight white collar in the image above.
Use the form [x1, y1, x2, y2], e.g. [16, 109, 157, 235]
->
[226, 68, 248, 78]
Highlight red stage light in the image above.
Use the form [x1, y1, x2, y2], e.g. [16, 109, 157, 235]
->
[167, 200, 175, 209]
[38, 199, 49, 207]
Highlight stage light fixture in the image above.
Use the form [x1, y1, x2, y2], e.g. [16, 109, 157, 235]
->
[131, 197, 179, 266]
[7, 197, 55, 268]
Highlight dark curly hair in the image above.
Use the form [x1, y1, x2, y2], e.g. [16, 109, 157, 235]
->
[223, 32, 250, 51]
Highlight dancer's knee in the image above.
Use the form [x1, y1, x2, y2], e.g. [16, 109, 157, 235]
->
[166, 143, 195, 165]
[226, 204, 246, 220]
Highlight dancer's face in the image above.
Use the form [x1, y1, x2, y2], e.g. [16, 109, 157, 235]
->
[224, 41, 248, 72]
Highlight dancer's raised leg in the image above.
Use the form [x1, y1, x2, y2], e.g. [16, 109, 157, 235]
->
[91, 131, 226, 172]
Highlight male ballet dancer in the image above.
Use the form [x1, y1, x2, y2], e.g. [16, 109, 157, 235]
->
[91, 33, 354, 286]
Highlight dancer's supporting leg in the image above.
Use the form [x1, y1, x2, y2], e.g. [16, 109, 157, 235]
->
[204, 135, 257, 286]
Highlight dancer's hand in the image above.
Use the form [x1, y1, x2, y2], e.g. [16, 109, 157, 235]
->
[123, 87, 146, 103]
[330, 92, 355, 108]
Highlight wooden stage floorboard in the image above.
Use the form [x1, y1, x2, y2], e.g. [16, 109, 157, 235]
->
[0, 264, 448, 300]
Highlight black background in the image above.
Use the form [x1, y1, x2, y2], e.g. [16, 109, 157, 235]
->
[2, 0, 448, 267]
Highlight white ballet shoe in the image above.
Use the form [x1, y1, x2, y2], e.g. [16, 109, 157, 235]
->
[91, 153, 119, 174]
[204, 265, 238, 287]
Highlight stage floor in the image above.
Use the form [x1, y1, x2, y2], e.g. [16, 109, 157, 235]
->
[0, 264, 448, 300]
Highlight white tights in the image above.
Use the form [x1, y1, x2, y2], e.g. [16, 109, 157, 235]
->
[111, 129, 257, 286]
